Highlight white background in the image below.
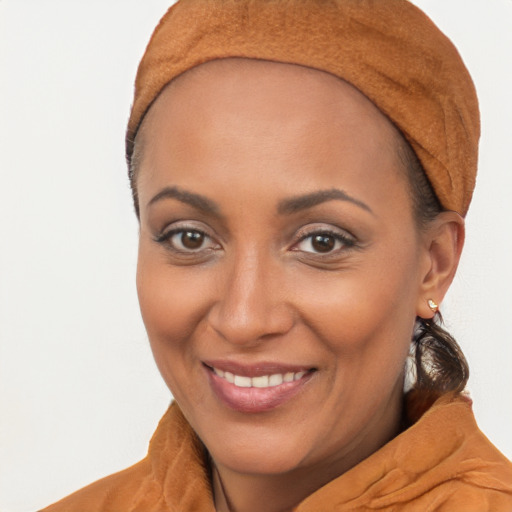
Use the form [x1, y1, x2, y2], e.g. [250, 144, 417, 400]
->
[1, 1, 511, 511]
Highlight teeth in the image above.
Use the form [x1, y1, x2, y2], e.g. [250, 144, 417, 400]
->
[234, 375, 252, 388]
[213, 368, 225, 378]
[213, 367, 309, 388]
[252, 375, 269, 388]
[269, 374, 283, 386]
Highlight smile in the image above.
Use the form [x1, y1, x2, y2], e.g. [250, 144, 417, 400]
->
[211, 367, 307, 388]
[204, 362, 316, 413]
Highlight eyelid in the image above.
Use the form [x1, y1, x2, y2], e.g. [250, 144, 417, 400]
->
[294, 224, 356, 243]
[155, 225, 206, 243]
[155, 219, 212, 238]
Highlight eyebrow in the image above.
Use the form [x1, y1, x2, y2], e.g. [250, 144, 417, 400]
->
[148, 186, 220, 215]
[277, 188, 373, 215]
[147, 186, 373, 217]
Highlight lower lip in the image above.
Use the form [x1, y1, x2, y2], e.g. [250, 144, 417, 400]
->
[206, 368, 314, 413]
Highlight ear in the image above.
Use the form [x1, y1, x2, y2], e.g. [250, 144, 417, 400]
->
[416, 211, 465, 319]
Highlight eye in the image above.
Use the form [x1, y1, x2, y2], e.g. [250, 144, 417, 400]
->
[294, 229, 355, 254]
[171, 230, 207, 251]
[155, 226, 220, 253]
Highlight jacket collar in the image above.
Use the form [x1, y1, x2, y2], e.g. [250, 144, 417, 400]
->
[148, 394, 512, 510]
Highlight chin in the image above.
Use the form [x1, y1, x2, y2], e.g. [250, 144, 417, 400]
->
[211, 440, 308, 476]
[198, 418, 319, 476]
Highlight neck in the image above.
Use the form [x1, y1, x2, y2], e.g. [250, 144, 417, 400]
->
[212, 463, 323, 512]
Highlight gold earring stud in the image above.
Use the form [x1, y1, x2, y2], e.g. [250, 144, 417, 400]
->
[427, 299, 438, 312]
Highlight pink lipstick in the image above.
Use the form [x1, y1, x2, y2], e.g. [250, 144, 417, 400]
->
[203, 361, 315, 413]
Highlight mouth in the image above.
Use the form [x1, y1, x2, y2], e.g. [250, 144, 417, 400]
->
[210, 366, 308, 388]
[203, 361, 316, 413]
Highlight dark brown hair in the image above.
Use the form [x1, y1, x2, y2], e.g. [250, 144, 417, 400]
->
[397, 137, 469, 411]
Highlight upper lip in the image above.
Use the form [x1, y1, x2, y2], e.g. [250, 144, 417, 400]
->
[203, 360, 315, 377]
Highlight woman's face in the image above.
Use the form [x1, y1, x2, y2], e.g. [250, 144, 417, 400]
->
[136, 59, 432, 478]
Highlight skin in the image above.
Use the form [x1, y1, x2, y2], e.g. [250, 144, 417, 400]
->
[135, 59, 464, 512]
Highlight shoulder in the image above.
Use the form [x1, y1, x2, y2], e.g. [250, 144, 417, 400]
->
[298, 393, 512, 511]
[38, 403, 211, 512]
[398, 393, 512, 511]
[38, 456, 164, 512]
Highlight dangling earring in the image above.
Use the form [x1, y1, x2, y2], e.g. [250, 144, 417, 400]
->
[427, 299, 438, 313]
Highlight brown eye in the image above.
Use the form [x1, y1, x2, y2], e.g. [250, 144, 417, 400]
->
[156, 227, 219, 253]
[180, 230, 205, 250]
[294, 229, 355, 255]
[311, 234, 335, 253]
[155, 224, 222, 255]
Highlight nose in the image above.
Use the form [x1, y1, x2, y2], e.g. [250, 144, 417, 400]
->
[207, 249, 295, 346]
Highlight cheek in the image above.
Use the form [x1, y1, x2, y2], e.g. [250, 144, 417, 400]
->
[294, 243, 419, 364]
[292, 254, 419, 438]
[137, 245, 208, 340]
[135, 245, 214, 395]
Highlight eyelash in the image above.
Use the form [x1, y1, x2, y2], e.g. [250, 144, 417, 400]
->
[154, 226, 218, 253]
[154, 225, 356, 257]
[293, 228, 356, 255]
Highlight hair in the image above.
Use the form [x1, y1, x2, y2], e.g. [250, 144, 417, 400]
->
[128, 127, 144, 219]
[127, 83, 470, 414]
[396, 136, 469, 417]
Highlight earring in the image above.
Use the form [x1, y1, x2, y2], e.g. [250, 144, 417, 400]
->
[427, 299, 438, 313]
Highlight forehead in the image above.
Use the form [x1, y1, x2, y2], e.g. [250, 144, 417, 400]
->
[136, 58, 409, 216]
[140, 57, 401, 152]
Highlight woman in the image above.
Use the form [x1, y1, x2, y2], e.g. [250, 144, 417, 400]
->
[40, 0, 512, 510]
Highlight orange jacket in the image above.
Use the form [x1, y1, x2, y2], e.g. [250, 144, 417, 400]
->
[41, 394, 512, 511]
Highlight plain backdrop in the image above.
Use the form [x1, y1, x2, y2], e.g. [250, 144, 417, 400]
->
[1, 1, 511, 511]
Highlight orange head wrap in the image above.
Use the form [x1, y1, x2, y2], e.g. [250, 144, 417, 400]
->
[126, 0, 480, 216]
